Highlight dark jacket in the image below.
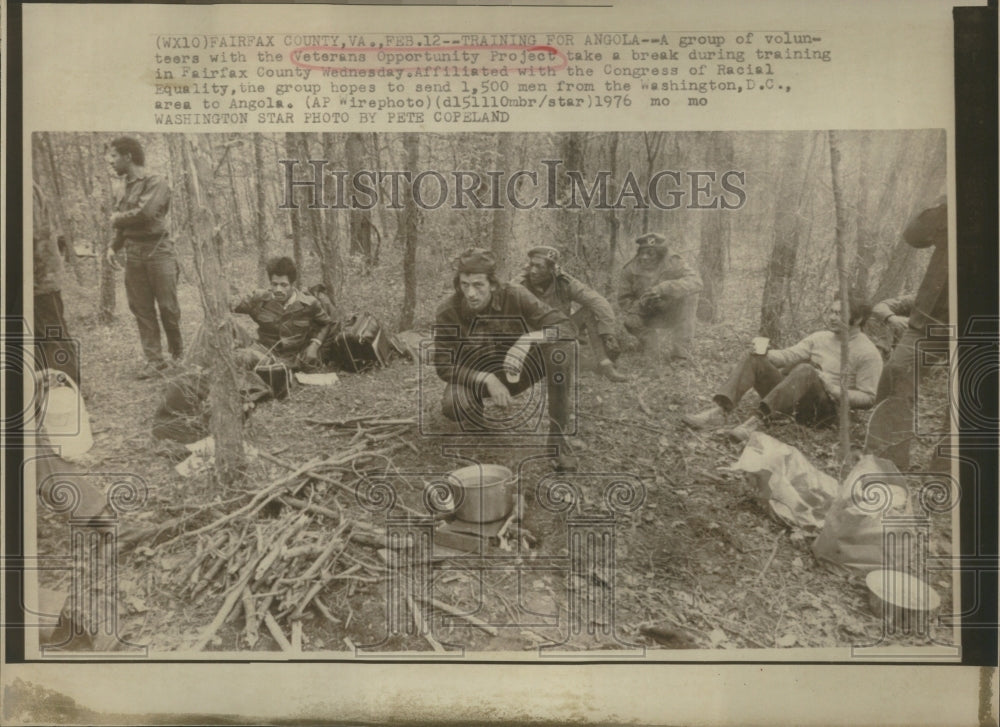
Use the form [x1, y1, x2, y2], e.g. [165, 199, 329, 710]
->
[520, 270, 617, 337]
[112, 171, 171, 251]
[903, 200, 948, 330]
[433, 282, 570, 383]
[233, 289, 334, 354]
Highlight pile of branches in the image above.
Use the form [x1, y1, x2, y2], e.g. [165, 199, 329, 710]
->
[150, 418, 422, 652]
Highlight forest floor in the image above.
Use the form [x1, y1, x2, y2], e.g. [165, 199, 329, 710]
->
[34, 260, 957, 656]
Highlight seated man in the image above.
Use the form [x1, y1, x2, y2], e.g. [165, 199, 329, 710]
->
[519, 245, 626, 382]
[433, 248, 579, 471]
[619, 232, 703, 361]
[683, 294, 883, 442]
[231, 256, 333, 371]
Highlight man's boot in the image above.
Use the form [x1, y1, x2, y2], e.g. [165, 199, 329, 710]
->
[682, 404, 726, 430]
[597, 359, 628, 382]
[727, 416, 761, 443]
[548, 430, 579, 472]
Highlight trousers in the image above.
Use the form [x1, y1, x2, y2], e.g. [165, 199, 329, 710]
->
[866, 326, 950, 469]
[714, 355, 836, 424]
[125, 249, 182, 363]
[441, 339, 575, 438]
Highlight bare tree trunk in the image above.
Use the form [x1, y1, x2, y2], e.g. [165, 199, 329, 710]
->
[39, 133, 82, 283]
[175, 134, 246, 484]
[85, 133, 117, 323]
[398, 133, 420, 331]
[758, 132, 817, 342]
[641, 132, 666, 232]
[829, 131, 853, 476]
[296, 134, 340, 299]
[346, 133, 375, 269]
[491, 133, 513, 278]
[225, 139, 247, 249]
[606, 133, 620, 295]
[696, 132, 732, 322]
[284, 132, 304, 272]
[253, 133, 269, 280]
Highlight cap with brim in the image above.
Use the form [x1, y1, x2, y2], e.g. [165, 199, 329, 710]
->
[454, 247, 497, 275]
[527, 245, 560, 264]
[635, 233, 667, 249]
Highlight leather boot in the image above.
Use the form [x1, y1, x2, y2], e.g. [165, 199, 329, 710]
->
[682, 405, 726, 430]
[598, 359, 628, 382]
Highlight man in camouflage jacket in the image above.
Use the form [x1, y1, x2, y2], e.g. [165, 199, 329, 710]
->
[618, 232, 703, 360]
[519, 245, 627, 382]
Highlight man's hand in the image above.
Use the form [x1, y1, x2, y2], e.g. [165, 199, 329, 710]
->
[302, 342, 320, 366]
[105, 247, 123, 272]
[887, 315, 909, 335]
[483, 372, 512, 407]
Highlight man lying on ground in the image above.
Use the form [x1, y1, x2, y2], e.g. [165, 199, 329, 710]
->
[230, 256, 333, 371]
[519, 245, 627, 382]
[683, 294, 883, 442]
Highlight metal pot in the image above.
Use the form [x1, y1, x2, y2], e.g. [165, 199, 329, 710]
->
[448, 464, 515, 523]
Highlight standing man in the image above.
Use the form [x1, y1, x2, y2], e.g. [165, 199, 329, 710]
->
[618, 232, 703, 361]
[105, 136, 182, 379]
[433, 248, 579, 472]
[33, 181, 80, 385]
[683, 294, 882, 442]
[519, 245, 627, 382]
[865, 198, 949, 469]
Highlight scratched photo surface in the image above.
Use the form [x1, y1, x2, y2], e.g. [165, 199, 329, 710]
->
[24, 129, 959, 658]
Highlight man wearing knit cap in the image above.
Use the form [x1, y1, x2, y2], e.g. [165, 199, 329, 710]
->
[618, 232, 703, 361]
[433, 247, 579, 472]
[519, 245, 627, 382]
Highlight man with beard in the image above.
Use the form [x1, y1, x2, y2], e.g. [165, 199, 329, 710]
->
[618, 232, 703, 362]
[433, 248, 579, 472]
[683, 293, 883, 442]
[519, 245, 626, 382]
[105, 136, 182, 379]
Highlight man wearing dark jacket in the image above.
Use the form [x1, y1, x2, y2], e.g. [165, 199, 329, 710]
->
[434, 248, 578, 471]
[231, 256, 333, 371]
[865, 198, 949, 469]
[519, 245, 626, 382]
[105, 136, 182, 379]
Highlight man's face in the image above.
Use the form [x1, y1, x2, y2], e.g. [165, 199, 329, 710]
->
[270, 274, 293, 302]
[825, 300, 847, 333]
[109, 149, 130, 177]
[526, 256, 554, 287]
[458, 273, 494, 312]
[636, 247, 663, 267]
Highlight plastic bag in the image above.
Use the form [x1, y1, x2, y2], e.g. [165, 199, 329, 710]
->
[732, 432, 838, 532]
[811, 455, 912, 576]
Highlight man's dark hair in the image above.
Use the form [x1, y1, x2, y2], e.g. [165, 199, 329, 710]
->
[266, 256, 298, 284]
[110, 136, 145, 166]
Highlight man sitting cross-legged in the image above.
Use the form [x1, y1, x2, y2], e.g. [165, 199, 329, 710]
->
[683, 294, 883, 442]
[231, 256, 333, 371]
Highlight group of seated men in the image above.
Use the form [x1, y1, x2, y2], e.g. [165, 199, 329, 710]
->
[208, 204, 941, 477]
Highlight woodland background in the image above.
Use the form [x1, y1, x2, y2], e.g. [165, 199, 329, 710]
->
[27, 130, 952, 654]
